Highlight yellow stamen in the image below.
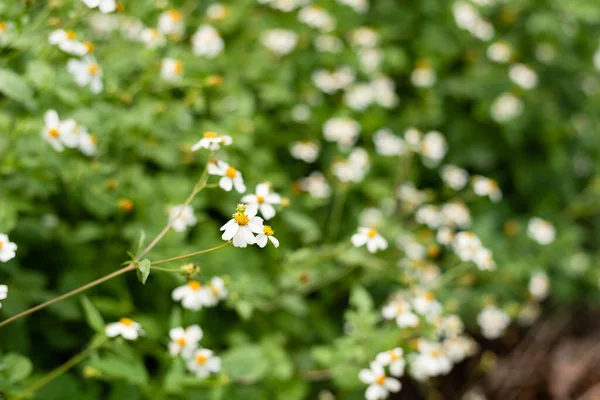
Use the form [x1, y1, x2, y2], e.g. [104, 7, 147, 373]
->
[120, 318, 134, 326]
[234, 212, 249, 226]
[88, 63, 100, 75]
[203, 132, 218, 139]
[196, 354, 208, 365]
[49, 128, 60, 138]
[211, 286, 220, 296]
[256, 196, 265, 203]
[225, 167, 237, 179]
[65, 30, 76, 40]
[375, 376, 386, 385]
[169, 10, 181, 21]
[390, 351, 399, 361]
[263, 226, 274, 236]
[187, 281, 202, 291]
[431, 349, 442, 358]
[90, 134, 98, 144]
[0, 22, 7, 32]
[395, 304, 404, 314]
[424, 292, 435, 301]
[176, 337, 186, 346]
[173, 61, 183, 74]
[367, 229, 377, 238]
[205, 75, 223, 87]
[84, 41, 94, 53]
[0, 241, 3, 250]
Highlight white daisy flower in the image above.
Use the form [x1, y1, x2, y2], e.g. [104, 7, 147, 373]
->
[48, 29, 90, 56]
[298, 172, 332, 199]
[358, 48, 382, 73]
[376, 348, 405, 377]
[490, 92, 523, 122]
[220, 204, 264, 248]
[168, 205, 197, 232]
[472, 175, 502, 202]
[412, 292, 442, 317]
[411, 62, 436, 88]
[409, 340, 452, 381]
[206, 4, 228, 21]
[168, 325, 203, 358]
[261, 29, 298, 56]
[172, 281, 211, 311]
[443, 335, 477, 363]
[343, 83, 375, 111]
[66, 56, 103, 93]
[160, 58, 184, 82]
[509, 63, 538, 90]
[81, 0, 116, 13]
[487, 41, 512, 63]
[527, 217, 555, 245]
[191, 132, 233, 152]
[79, 131, 98, 156]
[382, 300, 419, 328]
[528, 271, 550, 301]
[186, 348, 221, 378]
[241, 183, 281, 220]
[349, 27, 378, 48]
[298, 6, 336, 32]
[192, 25, 224, 59]
[208, 160, 246, 193]
[140, 28, 166, 48]
[323, 117, 361, 150]
[290, 141, 320, 163]
[256, 225, 280, 248]
[105, 318, 144, 340]
[370, 76, 399, 108]
[420, 131, 447, 167]
[351, 227, 388, 253]
[0, 285, 7, 309]
[359, 362, 401, 400]
[477, 305, 510, 340]
[204, 277, 228, 306]
[337, 0, 369, 14]
[158, 10, 184, 36]
[40, 110, 77, 152]
[314, 34, 344, 53]
[441, 165, 469, 190]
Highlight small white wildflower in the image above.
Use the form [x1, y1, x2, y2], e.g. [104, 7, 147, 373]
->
[241, 183, 281, 220]
[208, 160, 246, 193]
[187, 348, 221, 378]
[158, 10, 184, 36]
[509, 63, 538, 90]
[41, 110, 77, 152]
[376, 348, 405, 377]
[359, 362, 401, 400]
[472, 175, 502, 202]
[206, 4, 228, 21]
[332, 148, 370, 183]
[314, 34, 343, 53]
[220, 204, 264, 247]
[140, 28, 166, 48]
[261, 29, 298, 56]
[373, 128, 405, 156]
[172, 281, 211, 311]
[473, 247, 496, 271]
[337, 0, 369, 14]
[382, 300, 419, 328]
[66, 56, 103, 93]
[343, 83, 374, 111]
[160, 58, 184, 82]
[48, 29, 90, 56]
[298, 6, 336, 32]
[477, 306, 510, 340]
[351, 227, 387, 253]
[105, 318, 144, 340]
[440, 202, 471, 229]
[79, 131, 98, 156]
[487, 41, 512, 63]
[349, 27, 378, 48]
[444, 335, 478, 363]
[359, 208, 384, 228]
[370, 76, 399, 108]
[436, 227, 454, 246]
[323, 117, 361, 150]
[529, 271, 550, 301]
[396, 183, 425, 211]
[411, 63, 436, 88]
[291, 104, 312, 122]
[441, 165, 469, 190]
[358, 48, 382, 73]
[168, 325, 203, 358]
[192, 25, 224, 58]
[490, 92, 523, 122]
[409, 340, 452, 381]
[81, 0, 116, 13]
[169, 205, 197, 232]
[412, 292, 442, 317]
[256, 225, 280, 248]
[420, 131, 447, 167]
[298, 172, 331, 199]
[290, 141, 320, 163]
[527, 217, 555, 245]
[191, 132, 232, 151]
[415, 205, 441, 230]
[204, 277, 228, 306]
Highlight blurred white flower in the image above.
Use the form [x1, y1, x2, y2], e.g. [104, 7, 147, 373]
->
[343, 83, 374, 111]
[323, 117, 361, 149]
[262, 29, 298, 56]
[370, 76, 399, 108]
[594, 47, 600, 71]
[352, 227, 387, 253]
[420, 131, 447, 167]
[412, 292, 442, 317]
[349, 27, 378, 48]
[290, 141, 320, 163]
[48, 29, 90, 56]
[337, 0, 369, 13]
[105, 318, 144, 340]
[452, 1, 494, 41]
[359, 362, 401, 400]
[441, 165, 469, 190]
[409, 339, 452, 381]
[79, 130, 98, 156]
[256, 225, 280, 248]
[220, 204, 264, 247]
[187, 348, 221, 378]
[415, 205, 441, 229]
[359, 208, 384, 228]
[472, 175, 502, 202]
[473, 247, 496, 271]
[0, 285, 7, 308]
[373, 128, 405, 156]
[241, 183, 281, 220]
[192, 25, 224, 58]
[376, 348, 405, 377]
[204, 277, 228, 306]
[41, 110, 77, 152]
[291, 104, 312, 122]
[332, 148, 370, 182]
[191, 132, 232, 151]
[160, 58, 184, 82]
[298, 6, 336, 32]
[140, 27, 166, 48]
[536, 43, 556, 64]
[444, 336, 477, 363]
[411, 63, 436, 88]
[441, 202, 471, 229]
[509, 63, 538, 89]
[312, 67, 356, 93]
[436, 227, 454, 245]
[259, 0, 309, 12]
[358, 48, 382, 73]
[158, 10, 184, 36]
[172, 281, 211, 310]
[529, 271, 550, 301]
[208, 160, 246, 193]
[168, 325, 203, 358]
[527, 217, 555, 245]
[382, 300, 419, 328]
[477, 306, 510, 339]
[397, 234, 426, 260]
[396, 183, 425, 211]
[169, 205, 197, 232]
[314, 34, 344, 53]
[206, 4, 228, 21]
[490, 92, 523, 122]
[298, 172, 331, 199]
[67, 56, 103, 93]
[81, 0, 116, 13]
[487, 41, 512, 63]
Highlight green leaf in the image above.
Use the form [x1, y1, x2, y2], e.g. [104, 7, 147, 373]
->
[1, 353, 33, 383]
[136, 259, 151, 284]
[221, 345, 268, 383]
[81, 296, 105, 333]
[349, 285, 374, 313]
[87, 353, 149, 386]
[0, 68, 36, 109]
[136, 230, 146, 253]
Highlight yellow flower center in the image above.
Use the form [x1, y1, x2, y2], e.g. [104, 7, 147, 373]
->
[367, 229, 377, 238]
[256, 196, 265, 204]
[88, 63, 100, 76]
[120, 318, 134, 326]
[211, 286, 220, 296]
[0, 22, 7, 32]
[176, 337, 187, 346]
[84, 41, 94, 53]
[424, 292, 435, 301]
[390, 351, 399, 361]
[431, 349, 442, 358]
[375, 375, 386, 385]
[203, 132, 218, 139]
[196, 354, 208, 365]
[90, 134, 98, 144]
[172, 61, 183, 74]
[169, 10, 181, 21]
[263, 225, 274, 236]
[66, 30, 76, 40]
[225, 167, 237, 179]
[49, 128, 60, 138]
[234, 212, 249, 226]
[118, 199, 133, 212]
[187, 281, 202, 291]
[0, 241, 3, 250]
[395, 304, 404, 314]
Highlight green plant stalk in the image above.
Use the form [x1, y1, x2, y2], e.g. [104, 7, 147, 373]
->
[151, 242, 231, 266]
[327, 183, 348, 241]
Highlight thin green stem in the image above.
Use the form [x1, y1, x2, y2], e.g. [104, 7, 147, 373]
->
[151, 242, 231, 266]
[327, 184, 347, 241]
[150, 266, 181, 273]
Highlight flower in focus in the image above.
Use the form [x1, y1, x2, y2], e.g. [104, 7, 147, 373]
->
[208, 160, 246, 193]
[376, 348, 405, 377]
[261, 29, 298, 56]
[172, 281, 211, 310]
[490, 92, 523, 122]
[351, 227, 388, 253]
[168, 205, 197, 232]
[160, 58, 184, 82]
[81, 0, 116, 13]
[359, 362, 401, 400]
[441, 165, 469, 190]
[241, 183, 281, 220]
[298, 172, 332, 199]
[41, 110, 76, 152]
[290, 141, 320, 163]
[529, 271, 550, 301]
[477, 305, 510, 340]
[168, 325, 203, 357]
[192, 25, 224, 58]
[472, 175, 502, 202]
[382, 300, 419, 328]
[67, 56, 103, 93]
[187, 348, 221, 378]
[105, 318, 144, 340]
[0, 285, 7, 308]
[191, 132, 233, 151]
[527, 217, 555, 245]
[323, 117, 361, 150]
[220, 204, 264, 248]
[256, 225, 280, 248]
[158, 10, 184, 36]
[48, 29, 90, 56]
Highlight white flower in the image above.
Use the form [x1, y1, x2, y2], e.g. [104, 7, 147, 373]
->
[440, 202, 471, 229]
[420, 131, 447, 167]
[409, 340, 452, 381]
[376, 348, 405, 377]
[81, 0, 116, 13]
[436, 227, 454, 245]
[158, 10, 184, 36]
[192, 25, 224, 58]
[444, 336, 477, 363]
[169, 205, 197, 232]
[298, 6, 336, 32]
[527, 217, 555, 245]
[351, 227, 387, 253]
[140, 28, 166, 48]
[312, 67, 356, 93]
[168, 325, 203, 357]
[187, 348, 221, 378]
[359, 208, 383, 228]
[529, 271, 550, 301]
[66, 56, 103, 93]
[382, 300, 419, 328]
[473, 247, 496, 271]
[441, 165, 468, 190]
[241, 183, 281, 220]
[343, 83, 374, 111]
[220, 204, 264, 248]
[411, 63, 436, 88]
[41, 110, 76, 152]
[332, 148, 370, 183]
[349, 27, 378, 48]
[172, 281, 211, 310]
[452, 1, 494, 40]
[206, 4, 228, 21]
[370, 77, 399, 108]
[472, 175, 502, 202]
[594, 47, 600, 71]
[79, 131, 98, 156]
[208, 160, 246, 193]
[298, 172, 331, 199]
[204, 277, 228, 306]
[314, 35, 344, 53]
[160, 58, 184, 82]
[191, 132, 232, 151]
[105, 318, 144, 340]
[337, 0, 369, 14]
[477, 306, 510, 340]
[290, 141, 320, 163]
[291, 104, 311, 122]
[509, 63, 538, 89]
[490, 92, 523, 122]
[359, 362, 401, 400]
[256, 225, 280, 248]
[358, 48, 383, 73]
[412, 292, 442, 317]
[397, 234, 426, 261]
[323, 117, 361, 150]
[396, 183, 425, 211]
[48, 29, 90, 55]
[487, 41, 512, 63]
[0, 285, 7, 309]
[415, 205, 441, 229]
[262, 29, 298, 56]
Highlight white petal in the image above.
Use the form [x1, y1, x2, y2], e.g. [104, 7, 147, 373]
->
[256, 183, 269, 197]
[169, 327, 185, 341]
[105, 323, 122, 337]
[98, 0, 116, 13]
[383, 377, 401, 392]
[248, 217, 264, 233]
[351, 233, 368, 247]
[233, 176, 246, 193]
[241, 226, 256, 245]
[219, 177, 233, 191]
[260, 203, 276, 220]
[44, 110, 59, 128]
[268, 236, 280, 248]
[256, 234, 268, 248]
[358, 369, 375, 384]
[222, 223, 239, 241]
